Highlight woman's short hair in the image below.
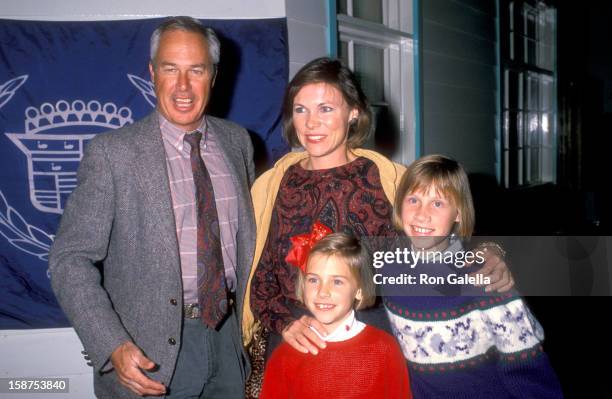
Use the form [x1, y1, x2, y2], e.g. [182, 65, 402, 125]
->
[150, 16, 220, 67]
[295, 232, 376, 310]
[282, 57, 372, 149]
[393, 154, 475, 239]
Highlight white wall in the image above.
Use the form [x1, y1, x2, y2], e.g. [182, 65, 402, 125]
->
[0, 0, 286, 20]
[0, 1, 330, 397]
[0, 329, 91, 399]
[285, 0, 331, 77]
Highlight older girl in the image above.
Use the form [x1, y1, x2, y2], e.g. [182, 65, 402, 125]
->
[383, 155, 562, 398]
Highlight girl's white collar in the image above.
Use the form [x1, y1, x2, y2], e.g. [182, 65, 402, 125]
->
[309, 310, 366, 342]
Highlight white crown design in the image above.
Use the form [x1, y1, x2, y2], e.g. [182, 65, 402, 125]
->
[25, 100, 133, 134]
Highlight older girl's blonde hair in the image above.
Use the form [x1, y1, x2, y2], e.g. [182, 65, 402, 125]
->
[393, 154, 475, 239]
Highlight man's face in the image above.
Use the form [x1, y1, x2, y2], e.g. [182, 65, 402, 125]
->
[149, 29, 215, 132]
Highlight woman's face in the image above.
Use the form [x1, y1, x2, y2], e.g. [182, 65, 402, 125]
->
[292, 82, 358, 170]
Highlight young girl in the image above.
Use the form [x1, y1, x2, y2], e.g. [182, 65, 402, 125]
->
[383, 154, 562, 398]
[260, 230, 412, 398]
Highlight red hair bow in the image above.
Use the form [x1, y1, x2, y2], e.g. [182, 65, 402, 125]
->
[285, 221, 333, 272]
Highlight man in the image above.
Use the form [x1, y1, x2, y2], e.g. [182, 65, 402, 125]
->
[49, 16, 255, 398]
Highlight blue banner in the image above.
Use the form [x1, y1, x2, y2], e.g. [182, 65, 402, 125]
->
[0, 17, 289, 328]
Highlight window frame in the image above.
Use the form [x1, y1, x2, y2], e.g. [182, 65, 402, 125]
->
[336, 0, 416, 166]
[499, 0, 557, 188]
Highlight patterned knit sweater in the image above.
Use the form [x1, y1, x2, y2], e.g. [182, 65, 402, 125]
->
[382, 241, 563, 398]
[260, 325, 412, 398]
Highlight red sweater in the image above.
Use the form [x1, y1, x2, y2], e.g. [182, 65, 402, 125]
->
[260, 325, 412, 399]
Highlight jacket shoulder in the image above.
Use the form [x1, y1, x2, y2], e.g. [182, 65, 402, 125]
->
[251, 152, 304, 195]
[208, 116, 248, 135]
[252, 168, 275, 192]
[90, 112, 157, 146]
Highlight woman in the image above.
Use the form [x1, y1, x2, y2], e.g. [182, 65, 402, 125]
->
[242, 57, 511, 394]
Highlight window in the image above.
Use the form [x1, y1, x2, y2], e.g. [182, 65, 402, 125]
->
[336, 0, 415, 165]
[500, 0, 556, 188]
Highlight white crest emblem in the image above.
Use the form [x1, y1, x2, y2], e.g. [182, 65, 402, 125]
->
[6, 100, 133, 214]
[0, 75, 28, 109]
[0, 190, 53, 261]
[127, 74, 156, 108]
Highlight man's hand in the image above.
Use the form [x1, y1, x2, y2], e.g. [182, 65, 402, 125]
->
[469, 245, 514, 293]
[110, 341, 166, 397]
[281, 316, 328, 355]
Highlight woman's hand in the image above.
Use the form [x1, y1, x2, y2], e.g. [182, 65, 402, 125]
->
[282, 316, 328, 355]
[469, 245, 514, 293]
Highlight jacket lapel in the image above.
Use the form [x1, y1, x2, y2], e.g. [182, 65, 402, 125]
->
[208, 118, 253, 233]
[208, 117, 255, 311]
[208, 117, 244, 195]
[131, 113, 181, 277]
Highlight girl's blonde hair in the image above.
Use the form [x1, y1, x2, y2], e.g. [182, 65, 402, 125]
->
[393, 154, 475, 239]
[295, 233, 375, 310]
